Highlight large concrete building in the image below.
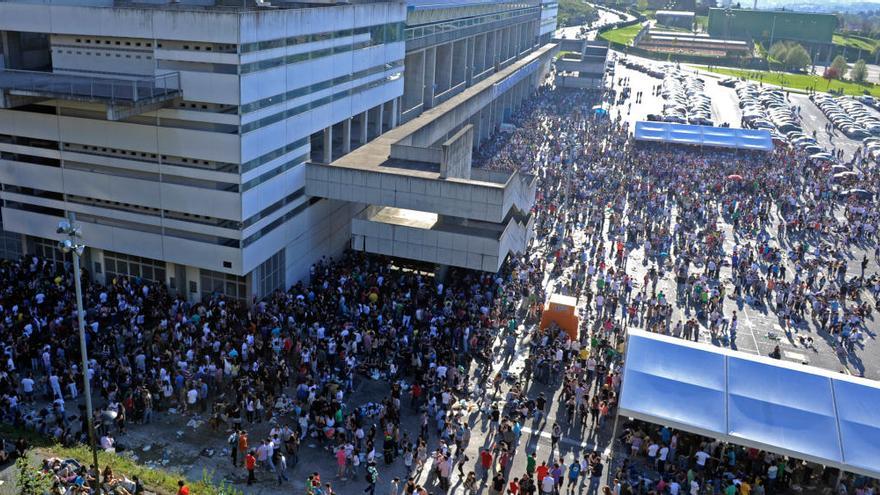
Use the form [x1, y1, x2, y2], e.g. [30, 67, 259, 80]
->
[0, 0, 556, 301]
[707, 8, 837, 45]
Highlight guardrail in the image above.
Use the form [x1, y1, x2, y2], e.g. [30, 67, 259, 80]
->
[0, 70, 181, 103]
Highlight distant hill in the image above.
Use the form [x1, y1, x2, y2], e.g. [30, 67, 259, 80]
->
[753, 1, 880, 13]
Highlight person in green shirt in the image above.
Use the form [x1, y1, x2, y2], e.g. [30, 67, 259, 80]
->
[725, 481, 736, 495]
[526, 452, 537, 476]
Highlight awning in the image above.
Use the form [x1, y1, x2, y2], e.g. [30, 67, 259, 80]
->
[619, 330, 880, 478]
[634, 121, 773, 151]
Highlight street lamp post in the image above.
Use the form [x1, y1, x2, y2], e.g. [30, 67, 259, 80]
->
[57, 212, 100, 480]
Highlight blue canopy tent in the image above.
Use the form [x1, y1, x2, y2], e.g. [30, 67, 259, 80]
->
[618, 330, 880, 479]
[633, 121, 773, 152]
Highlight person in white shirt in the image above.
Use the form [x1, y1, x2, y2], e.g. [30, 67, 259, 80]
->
[541, 474, 555, 494]
[694, 450, 711, 470]
[658, 445, 669, 472]
[20, 375, 34, 403]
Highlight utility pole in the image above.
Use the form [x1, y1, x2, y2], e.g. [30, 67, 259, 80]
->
[57, 213, 100, 485]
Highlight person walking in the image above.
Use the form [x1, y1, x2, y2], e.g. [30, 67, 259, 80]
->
[245, 450, 257, 486]
[228, 430, 240, 468]
[364, 461, 379, 495]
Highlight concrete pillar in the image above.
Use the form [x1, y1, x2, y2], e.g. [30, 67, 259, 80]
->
[342, 118, 352, 154]
[374, 104, 384, 137]
[466, 36, 476, 87]
[390, 98, 399, 128]
[323, 126, 333, 163]
[423, 46, 437, 109]
[359, 111, 368, 144]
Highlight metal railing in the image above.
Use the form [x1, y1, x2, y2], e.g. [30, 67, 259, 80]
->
[0, 69, 180, 103]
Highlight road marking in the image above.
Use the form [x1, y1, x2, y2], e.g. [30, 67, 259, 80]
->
[520, 425, 599, 451]
[783, 350, 808, 363]
[740, 306, 761, 352]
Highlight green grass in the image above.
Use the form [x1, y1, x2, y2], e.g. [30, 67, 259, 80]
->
[0, 425, 239, 495]
[701, 66, 880, 97]
[695, 15, 708, 32]
[833, 33, 880, 53]
[599, 23, 644, 46]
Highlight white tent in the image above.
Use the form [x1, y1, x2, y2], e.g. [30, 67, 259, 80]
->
[618, 330, 880, 478]
[633, 121, 773, 152]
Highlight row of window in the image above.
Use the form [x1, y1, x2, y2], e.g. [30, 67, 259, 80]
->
[241, 60, 404, 115]
[71, 37, 152, 48]
[241, 73, 400, 134]
[64, 142, 238, 174]
[404, 7, 539, 41]
[200, 269, 248, 301]
[242, 39, 384, 75]
[52, 48, 153, 60]
[242, 188, 304, 229]
[103, 251, 167, 285]
[240, 22, 404, 54]
[242, 197, 321, 248]
[241, 137, 309, 174]
[70, 37, 235, 53]
[242, 153, 307, 192]
[256, 249, 285, 297]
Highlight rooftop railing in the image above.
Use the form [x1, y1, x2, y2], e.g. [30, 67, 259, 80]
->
[0, 69, 180, 104]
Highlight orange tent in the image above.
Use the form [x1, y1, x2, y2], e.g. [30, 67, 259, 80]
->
[540, 293, 579, 341]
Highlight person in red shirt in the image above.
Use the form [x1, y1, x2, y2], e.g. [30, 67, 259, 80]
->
[177, 480, 189, 495]
[245, 450, 257, 485]
[479, 448, 493, 478]
[509, 477, 520, 494]
[536, 461, 550, 484]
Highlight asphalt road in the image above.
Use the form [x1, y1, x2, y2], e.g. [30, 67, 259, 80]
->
[555, 4, 634, 41]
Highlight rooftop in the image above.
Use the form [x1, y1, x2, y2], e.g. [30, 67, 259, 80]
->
[0, 0, 397, 12]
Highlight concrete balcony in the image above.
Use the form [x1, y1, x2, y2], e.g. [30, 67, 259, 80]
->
[306, 161, 535, 225]
[351, 206, 534, 273]
[0, 69, 181, 120]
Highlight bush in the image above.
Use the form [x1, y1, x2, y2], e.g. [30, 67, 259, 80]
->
[16, 454, 52, 495]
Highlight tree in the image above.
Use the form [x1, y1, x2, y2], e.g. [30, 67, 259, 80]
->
[823, 66, 840, 82]
[851, 59, 869, 84]
[783, 44, 812, 72]
[830, 55, 849, 80]
[768, 41, 788, 65]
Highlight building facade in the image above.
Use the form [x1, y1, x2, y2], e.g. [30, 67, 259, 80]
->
[707, 8, 837, 45]
[0, 0, 556, 301]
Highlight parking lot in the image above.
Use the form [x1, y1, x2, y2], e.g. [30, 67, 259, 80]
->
[608, 53, 868, 163]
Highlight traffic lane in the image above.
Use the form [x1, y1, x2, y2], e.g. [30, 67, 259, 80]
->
[555, 7, 623, 40]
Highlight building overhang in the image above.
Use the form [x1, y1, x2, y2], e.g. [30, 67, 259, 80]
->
[0, 70, 182, 121]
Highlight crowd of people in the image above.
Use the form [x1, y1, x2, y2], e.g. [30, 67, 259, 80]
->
[0, 62, 876, 495]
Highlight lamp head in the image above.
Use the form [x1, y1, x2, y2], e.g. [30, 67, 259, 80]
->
[58, 239, 73, 254]
[56, 220, 70, 234]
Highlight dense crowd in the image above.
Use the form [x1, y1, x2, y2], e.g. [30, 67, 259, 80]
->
[0, 67, 877, 495]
